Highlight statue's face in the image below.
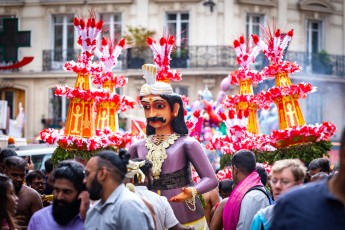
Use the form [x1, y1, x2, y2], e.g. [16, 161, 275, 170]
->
[141, 95, 174, 133]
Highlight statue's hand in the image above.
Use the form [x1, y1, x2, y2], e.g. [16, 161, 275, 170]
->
[169, 187, 193, 202]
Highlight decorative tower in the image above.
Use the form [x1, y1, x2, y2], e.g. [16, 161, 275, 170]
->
[62, 17, 104, 138]
[205, 35, 272, 155]
[222, 35, 268, 134]
[252, 27, 336, 150]
[252, 30, 308, 130]
[92, 38, 128, 132]
[40, 14, 135, 163]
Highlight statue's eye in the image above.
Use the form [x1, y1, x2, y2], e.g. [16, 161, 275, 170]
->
[143, 105, 150, 110]
[155, 104, 165, 109]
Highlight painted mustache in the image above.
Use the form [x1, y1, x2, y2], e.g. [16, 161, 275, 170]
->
[147, 117, 166, 123]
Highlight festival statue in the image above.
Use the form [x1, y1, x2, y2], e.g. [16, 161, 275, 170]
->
[128, 35, 218, 229]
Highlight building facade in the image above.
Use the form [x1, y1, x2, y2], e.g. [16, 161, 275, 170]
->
[0, 0, 344, 141]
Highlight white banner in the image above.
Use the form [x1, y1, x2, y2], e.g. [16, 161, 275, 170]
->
[0, 100, 8, 130]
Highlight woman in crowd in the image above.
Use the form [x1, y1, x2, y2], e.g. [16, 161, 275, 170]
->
[0, 173, 19, 230]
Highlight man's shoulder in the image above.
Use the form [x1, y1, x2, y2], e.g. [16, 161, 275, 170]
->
[31, 205, 51, 218]
[241, 188, 270, 210]
[20, 185, 41, 198]
[244, 187, 268, 199]
[118, 187, 145, 204]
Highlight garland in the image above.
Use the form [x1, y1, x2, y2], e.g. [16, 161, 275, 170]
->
[229, 68, 263, 85]
[40, 128, 133, 151]
[254, 140, 332, 164]
[51, 146, 117, 166]
[92, 74, 128, 87]
[218, 140, 331, 167]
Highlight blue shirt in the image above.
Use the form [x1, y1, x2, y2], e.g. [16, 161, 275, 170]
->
[270, 178, 345, 230]
[84, 184, 154, 230]
[28, 205, 83, 230]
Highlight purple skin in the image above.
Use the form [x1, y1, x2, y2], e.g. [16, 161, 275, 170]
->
[128, 135, 218, 224]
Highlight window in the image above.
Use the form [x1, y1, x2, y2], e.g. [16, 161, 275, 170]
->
[166, 13, 189, 47]
[0, 15, 15, 62]
[246, 14, 265, 69]
[99, 13, 122, 41]
[307, 20, 322, 54]
[246, 14, 264, 43]
[52, 14, 74, 62]
[48, 88, 69, 129]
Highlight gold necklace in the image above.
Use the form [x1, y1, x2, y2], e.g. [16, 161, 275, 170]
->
[145, 133, 179, 179]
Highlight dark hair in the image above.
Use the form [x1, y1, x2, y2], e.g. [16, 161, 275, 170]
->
[141, 94, 188, 135]
[256, 165, 268, 186]
[308, 158, 331, 173]
[231, 150, 256, 175]
[0, 173, 17, 230]
[52, 160, 85, 193]
[0, 149, 17, 164]
[96, 149, 130, 182]
[218, 179, 234, 194]
[4, 156, 26, 170]
[44, 158, 53, 174]
[26, 170, 45, 186]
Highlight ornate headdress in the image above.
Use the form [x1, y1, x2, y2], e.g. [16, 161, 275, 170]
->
[139, 35, 182, 97]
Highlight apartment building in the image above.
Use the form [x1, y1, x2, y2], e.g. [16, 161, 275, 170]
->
[0, 0, 344, 141]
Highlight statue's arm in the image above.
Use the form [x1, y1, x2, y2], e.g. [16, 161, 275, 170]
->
[186, 138, 218, 194]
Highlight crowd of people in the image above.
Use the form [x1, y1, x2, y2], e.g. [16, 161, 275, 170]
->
[0, 128, 344, 230]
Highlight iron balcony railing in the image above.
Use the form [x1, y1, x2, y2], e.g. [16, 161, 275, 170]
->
[41, 47, 345, 76]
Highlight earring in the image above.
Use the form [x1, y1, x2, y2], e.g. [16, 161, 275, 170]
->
[174, 113, 177, 117]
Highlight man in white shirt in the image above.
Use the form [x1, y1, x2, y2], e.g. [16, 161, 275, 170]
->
[126, 159, 193, 230]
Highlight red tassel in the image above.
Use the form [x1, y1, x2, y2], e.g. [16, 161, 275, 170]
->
[73, 18, 80, 26]
[147, 37, 154, 45]
[91, 18, 96, 28]
[159, 37, 167, 46]
[118, 39, 125, 47]
[168, 35, 175, 45]
[274, 29, 281, 37]
[287, 29, 294, 37]
[251, 34, 259, 44]
[233, 40, 240, 48]
[239, 35, 245, 44]
[80, 19, 85, 29]
[101, 37, 107, 46]
[96, 20, 104, 30]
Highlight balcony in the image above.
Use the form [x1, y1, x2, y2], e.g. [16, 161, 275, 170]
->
[0, 0, 24, 6]
[41, 47, 345, 77]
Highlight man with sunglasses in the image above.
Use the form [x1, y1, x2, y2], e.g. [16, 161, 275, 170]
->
[84, 150, 155, 230]
[28, 160, 88, 230]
